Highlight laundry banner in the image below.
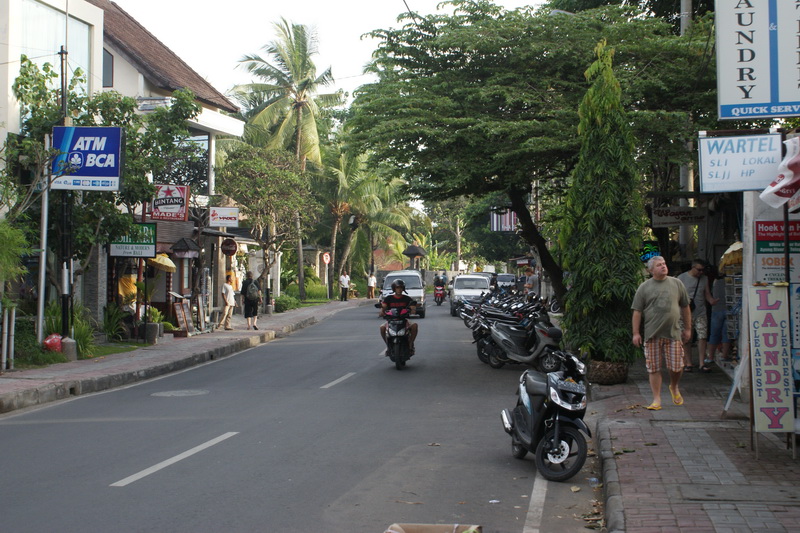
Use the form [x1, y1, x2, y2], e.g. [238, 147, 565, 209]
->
[748, 286, 793, 433]
[759, 137, 800, 208]
[151, 185, 190, 221]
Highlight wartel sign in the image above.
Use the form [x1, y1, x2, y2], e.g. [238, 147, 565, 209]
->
[715, 0, 800, 120]
[51, 126, 124, 191]
[151, 185, 190, 221]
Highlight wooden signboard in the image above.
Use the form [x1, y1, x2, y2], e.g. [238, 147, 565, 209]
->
[182, 301, 195, 334]
[173, 302, 187, 334]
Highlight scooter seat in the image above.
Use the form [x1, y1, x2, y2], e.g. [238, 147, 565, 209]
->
[493, 321, 529, 342]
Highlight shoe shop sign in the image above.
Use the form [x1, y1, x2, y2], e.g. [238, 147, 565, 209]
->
[748, 285, 793, 433]
[50, 126, 124, 191]
[716, 0, 800, 120]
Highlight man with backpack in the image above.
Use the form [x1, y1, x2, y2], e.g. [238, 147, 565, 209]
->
[241, 271, 262, 330]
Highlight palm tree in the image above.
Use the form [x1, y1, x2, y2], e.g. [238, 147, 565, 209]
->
[235, 18, 343, 298]
[338, 173, 413, 277]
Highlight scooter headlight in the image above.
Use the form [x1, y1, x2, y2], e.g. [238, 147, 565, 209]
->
[548, 386, 587, 410]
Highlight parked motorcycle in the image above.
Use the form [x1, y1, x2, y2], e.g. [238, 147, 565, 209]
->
[501, 350, 590, 481]
[434, 284, 446, 306]
[476, 304, 563, 373]
[382, 306, 414, 370]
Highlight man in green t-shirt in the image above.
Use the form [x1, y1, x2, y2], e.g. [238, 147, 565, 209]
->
[632, 256, 692, 410]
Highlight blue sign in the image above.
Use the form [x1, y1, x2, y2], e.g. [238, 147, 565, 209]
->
[51, 126, 124, 191]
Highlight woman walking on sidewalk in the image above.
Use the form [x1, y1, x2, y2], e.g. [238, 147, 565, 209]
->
[631, 256, 692, 410]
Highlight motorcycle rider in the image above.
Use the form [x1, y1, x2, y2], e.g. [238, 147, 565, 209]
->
[380, 279, 419, 354]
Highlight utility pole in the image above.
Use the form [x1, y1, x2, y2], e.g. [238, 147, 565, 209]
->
[679, 0, 694, 259]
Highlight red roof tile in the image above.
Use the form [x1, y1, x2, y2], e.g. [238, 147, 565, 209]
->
[86, 0, 238, 114]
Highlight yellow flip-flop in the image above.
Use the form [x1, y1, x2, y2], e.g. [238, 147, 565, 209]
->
[646, 403, 662, 411]
[670, 388, 684, 406]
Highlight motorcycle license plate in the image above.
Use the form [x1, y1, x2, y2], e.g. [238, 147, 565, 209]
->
[557, 379, 585, 394]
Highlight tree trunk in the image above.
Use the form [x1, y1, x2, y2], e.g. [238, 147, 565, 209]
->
[329, 216, 341, 300]
[295, 106, 306, 300]
[508, 191, 566, 302]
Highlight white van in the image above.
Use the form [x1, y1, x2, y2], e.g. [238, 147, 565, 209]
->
[380, 270, 426, 318]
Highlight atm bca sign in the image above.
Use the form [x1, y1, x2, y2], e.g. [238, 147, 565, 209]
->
[50, 126, 124, 191]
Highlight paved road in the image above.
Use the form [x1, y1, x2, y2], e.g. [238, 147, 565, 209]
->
[0, 302, 600, 532]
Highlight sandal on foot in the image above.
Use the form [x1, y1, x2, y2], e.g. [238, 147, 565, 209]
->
[700, 365, 712, 373]
[646, 403, 662, 411]
[683, 365, 694, 372]
[669, 388, 684, 406]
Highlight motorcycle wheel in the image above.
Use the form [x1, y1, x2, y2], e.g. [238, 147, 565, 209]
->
[511, 435, 528, 459]
[450, 306, 457, 317]
[391, 343, 406, 370]
[534, 426, 587, 482]
[476, 341, 490, 364]
[487, 346, 505, 369]
[538, 350, 562, 373]
[549, 299, 561, 314]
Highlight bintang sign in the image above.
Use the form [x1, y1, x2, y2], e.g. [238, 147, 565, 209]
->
[715, 0, 800, 120]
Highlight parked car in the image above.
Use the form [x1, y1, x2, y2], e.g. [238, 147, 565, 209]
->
[450, 274, 491, 316]
[380, 270, 426, 318]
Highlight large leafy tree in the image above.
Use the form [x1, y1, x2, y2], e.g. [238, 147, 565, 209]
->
[215, 146, 316, 272]
[347, 2, 719, 301]
[560, 41, 644, 364]
[235, 19, 343, 298]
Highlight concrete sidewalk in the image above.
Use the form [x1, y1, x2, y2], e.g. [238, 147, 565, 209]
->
[593, 359, 800, 533]
[0, 298, 372, 414]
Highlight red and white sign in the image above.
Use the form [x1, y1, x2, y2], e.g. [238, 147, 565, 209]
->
[151, 185, 190, 221]
[760, 137, 800, 209]
[322, 252, 331, 265]
[220, 238, 238, 256]
[210, 207, 239, 227]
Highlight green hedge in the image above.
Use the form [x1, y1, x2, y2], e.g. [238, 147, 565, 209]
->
[284, 282, 331, 300]
[274, 295, 301, 313]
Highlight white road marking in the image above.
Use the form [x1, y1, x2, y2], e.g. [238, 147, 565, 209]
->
[110, 432, 239, 487]
[320, 372, 356, 389]
[523, 471, 547, 533]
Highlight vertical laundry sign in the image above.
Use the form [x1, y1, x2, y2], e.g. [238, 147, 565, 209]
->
[748, 286, 793, 433]
[716, 0, 800, 120]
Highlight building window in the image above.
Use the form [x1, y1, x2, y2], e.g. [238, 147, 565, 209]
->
[102, 49, 113, 87]
[21, 0, 90, 93]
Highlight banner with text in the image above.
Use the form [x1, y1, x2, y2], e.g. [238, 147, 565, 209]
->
[748, 286, 793, 433]
[755, 220, 800, 283]
[698, 133, 782, 192]
[715, 0, 800, 120]
[210, 207, 239, 228]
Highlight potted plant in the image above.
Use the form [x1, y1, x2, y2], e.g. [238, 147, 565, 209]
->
[559, 41, 645, 385]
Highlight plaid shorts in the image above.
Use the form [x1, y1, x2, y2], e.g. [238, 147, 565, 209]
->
[643, 338, 685, 373]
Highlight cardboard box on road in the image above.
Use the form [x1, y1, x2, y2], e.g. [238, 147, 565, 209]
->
[384, 525, 481, 533]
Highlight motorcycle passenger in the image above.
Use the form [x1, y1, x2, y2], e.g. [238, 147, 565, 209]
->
[380, 279, 419, 354]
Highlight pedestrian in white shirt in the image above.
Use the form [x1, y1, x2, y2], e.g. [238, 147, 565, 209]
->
[339, 271, 350, 301]
[367, 273, 377, 299]
[217, 275, 236, 330]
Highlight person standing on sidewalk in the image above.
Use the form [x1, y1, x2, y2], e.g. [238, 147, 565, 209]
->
[241, 271, 261, 330]
[632, 256, 692, 410]
[339, 271, 350, 301]
[367, 272, 377, 299]
[217, 275, 236, 330]
[677, 259, 718, 372]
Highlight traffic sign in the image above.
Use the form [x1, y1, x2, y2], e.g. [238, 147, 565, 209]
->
[322, 252, 331, 264]
[220, 238, 237, 256]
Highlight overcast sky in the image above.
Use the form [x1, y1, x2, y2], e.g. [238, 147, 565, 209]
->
[111, 0, 545, 100]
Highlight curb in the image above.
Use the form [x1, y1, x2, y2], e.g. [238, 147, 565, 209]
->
[0, 300, 372, 414]
[595, 417, 624, 533]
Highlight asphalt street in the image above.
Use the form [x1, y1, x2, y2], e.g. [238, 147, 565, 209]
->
[0, 301, 601, 533]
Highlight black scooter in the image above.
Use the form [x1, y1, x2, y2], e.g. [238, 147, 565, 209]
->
[381, 306, 413, 370]
[500, 350, 590, 481]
